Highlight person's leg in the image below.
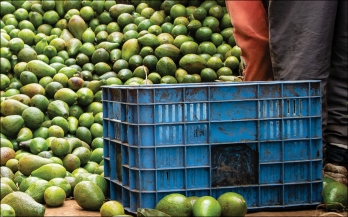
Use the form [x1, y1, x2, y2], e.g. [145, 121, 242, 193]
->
[325, 0, 348, 156]
[268, 0, 338, 137]
[323, 0, 348, 186]
[268, 0, 347, 185]
[225, 0, 273, 81]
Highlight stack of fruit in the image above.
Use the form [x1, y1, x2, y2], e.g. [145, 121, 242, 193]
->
[153, 192, 248, 217]
[1, 0, 346, 216]
[0, 0, 242, 216]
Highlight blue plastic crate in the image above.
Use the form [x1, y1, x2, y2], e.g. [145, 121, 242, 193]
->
[102, 81, 322, 213]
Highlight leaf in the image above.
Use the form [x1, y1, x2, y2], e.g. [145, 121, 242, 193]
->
[137, 208, 171, 217]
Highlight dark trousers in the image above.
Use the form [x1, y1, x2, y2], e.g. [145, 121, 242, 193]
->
[268, 0, 348, 162]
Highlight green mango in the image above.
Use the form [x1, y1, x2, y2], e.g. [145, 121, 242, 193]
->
[66, 38, 82, 57]
[55, 19, 68, 30]
[47, 100, 69, 119]
[68, 15, 87, 41]
[0, 99, 29, 116]
[1, 192, 46, 217]
[6, 94, 31, 106]
[18, 155, 53, 176]
[91, 0, 105, 15]
[25, 179, 52, 203]
[0, 35, 9, 48]
[81, 28, 95, 43]
[60, 29, 74, 43]
[121, 39, 140, 62]
[19, 71, 38, 85]
[31, 163, 66, 181]
[109, 4, 135, 19]
[0, 115, 24, 138]
[64, 9, 80, 21]
[91, 48, 109, 64]
[67, 116, 78, 135]
[64, 0, 82, 12]
[34, 38, 48, 55]
[96, 41, 120, 52]
[25, 60, 56, 78]
[31, 3, 45, 15]
[57, 66, 78, 78]
[86, 80, 106, 94]
[16, 127, 33, 143]
[55, 0, 65, 18]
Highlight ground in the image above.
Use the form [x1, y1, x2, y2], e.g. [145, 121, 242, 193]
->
[44, 199, 347, 217]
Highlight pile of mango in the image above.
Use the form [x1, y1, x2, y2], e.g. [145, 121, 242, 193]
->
[1, 0, 242, 216]
[153, 193, 247, 217]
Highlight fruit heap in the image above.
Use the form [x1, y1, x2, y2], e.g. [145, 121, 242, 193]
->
[153, 192, 248, 217]
[2, 0, 346, 216]
[1, 0, 242, 88]
[0, 0, 242, 216]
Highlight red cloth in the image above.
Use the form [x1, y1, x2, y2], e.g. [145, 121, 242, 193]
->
[226, 0, 274, 81]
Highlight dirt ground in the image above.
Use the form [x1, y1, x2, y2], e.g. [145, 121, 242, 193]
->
[44, 199, 347, 217]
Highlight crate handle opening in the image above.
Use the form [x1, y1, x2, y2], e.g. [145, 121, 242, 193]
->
[287, 99, 290, 114]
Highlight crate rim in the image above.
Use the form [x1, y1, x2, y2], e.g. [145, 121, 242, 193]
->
[101, 80, 321, 90]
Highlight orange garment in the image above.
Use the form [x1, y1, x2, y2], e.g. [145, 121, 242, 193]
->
[226, 0, 274, 81]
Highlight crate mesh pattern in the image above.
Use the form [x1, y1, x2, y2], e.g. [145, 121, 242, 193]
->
[102, 81, 322, 213]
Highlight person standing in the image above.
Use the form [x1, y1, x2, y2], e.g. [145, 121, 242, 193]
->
[226, 0, 347, 185]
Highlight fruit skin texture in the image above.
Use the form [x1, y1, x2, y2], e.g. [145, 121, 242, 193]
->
[73, 180, 105, 211]
[192, 196, 221, 217]
[187, 196, 199, 207]
[217, 192, 248, 217]
[0, 147, 15, 166]
[1, 191, 45, 217]
[24, 179, 52, 203]
[179, 54, 207, 74]
[44, 186, 66, 207]
[1, 183, 13, 200]
[18, 155, 52, 176]
[155, 193, 192, 217]
[31, 163, 67, 181]
[25, 60, 56, 78]
[121, 38, 140, 62]
[68, 15, 87, 41]
[0, 115, 24, 138]
[100, 200, 124, 217]
[0, 204, 15, 217]
[321, 181, 348, 211]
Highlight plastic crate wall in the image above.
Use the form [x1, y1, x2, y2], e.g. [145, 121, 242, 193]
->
[102, 81, 322, 213]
